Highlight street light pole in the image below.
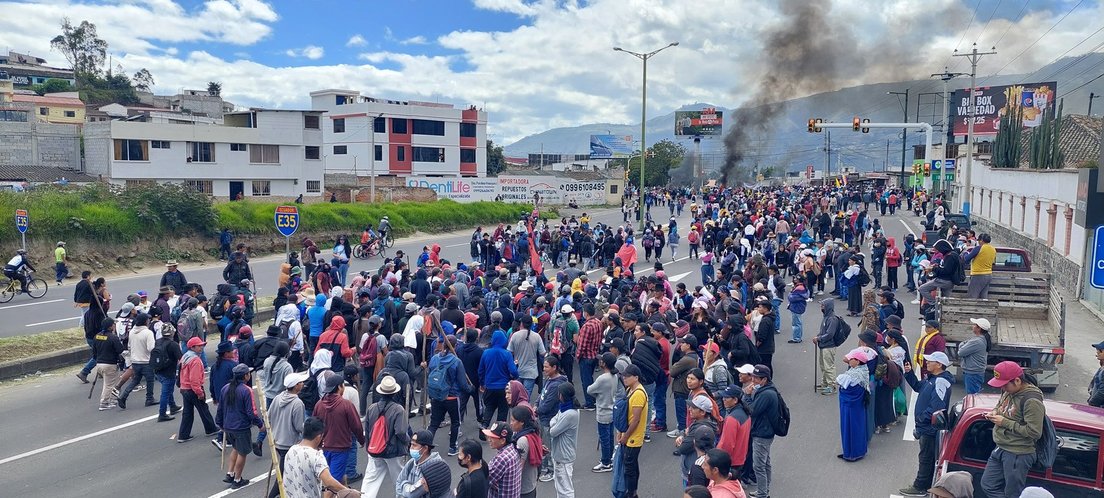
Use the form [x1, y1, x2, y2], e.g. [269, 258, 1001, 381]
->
[370, 112, 383, 203]
[614, 42, 678, 230]
[888, 89, 909, 188]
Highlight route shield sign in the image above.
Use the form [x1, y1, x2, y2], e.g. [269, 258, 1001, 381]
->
[15, 209, 28, 234]
[1091, 225, 1104, 289]
[274, 206, 299, 237]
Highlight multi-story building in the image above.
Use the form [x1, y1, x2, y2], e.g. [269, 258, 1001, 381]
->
[150, 89, 236, 119]
[12, 92, 85, 125]
[84, 108, 324, 199]
[0, 77, 81, 170]
[310, 89, 487, 178]
[0, 52, 75, 88]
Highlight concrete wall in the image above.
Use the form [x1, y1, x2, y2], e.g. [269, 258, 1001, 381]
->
[0, 119, 80, 170]
[962, 163, 1085, 296]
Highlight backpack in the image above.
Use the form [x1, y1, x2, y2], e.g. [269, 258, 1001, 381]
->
[150, 340, 172, 373]
[366, 402, 395, 457]
[952, 253, 967, 285]
[687, 231, 699, 244]
[893, 299, 906, 320]
[321, 335, 347, 372]
[252, 337, 280, 369]
[858, 267, 871, 287]
[298, 374, 321, 413]
[643, 235, 654, 248]
[833, 319, 852, 348]
[427, 358, 451, 401]
[811, 261, 822, 276]
[773, 390, 792, 437]
[170, 301, 185, 326]
[210, 294, 230, 320]
[1021, 386, 1059, 469]
[883, 359, 902, 388]
[359, 331, 380, 369]
[614, 386, 648, 433]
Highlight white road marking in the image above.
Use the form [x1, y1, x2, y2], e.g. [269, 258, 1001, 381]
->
[206, 471, 274, 498]
[25, 316, 81, 327]
[902, 391, 918, 441]
[669, 271, 693, 282]
[900, 219, 916, 237]
[0, 298, 63, 309]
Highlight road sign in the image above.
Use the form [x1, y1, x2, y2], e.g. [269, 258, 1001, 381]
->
[274, 205, 299, 237]
[15, 209, 28, 234]
[1091, 226, 1104, 289]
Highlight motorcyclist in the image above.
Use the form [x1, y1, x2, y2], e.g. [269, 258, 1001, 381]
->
[5, 248, 35, 293]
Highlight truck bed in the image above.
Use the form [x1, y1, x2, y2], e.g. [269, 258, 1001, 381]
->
[999, 317, 1061, 348]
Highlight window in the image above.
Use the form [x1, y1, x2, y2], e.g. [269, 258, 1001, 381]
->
[396, 146, 405, 162]
[1050, 429, 1099, 482]
[306, 180, 321, 193]
[304, 115, 320, 129]
[39, 107, 47, 116]
[333, 145, 348, 155]
[333, 118, 345, 133]
[249, 144, 280, 164]
[391, 118, 407, 134]
[460, 122, 477, 138]
[125, 179, 155, 189]
[959, 421, 996, 463]
[305, 146, 320, 160]
[373, 117, 386, 133]
[64, 110, 76, 118]
[185, 180, 213, 195]
[114, 139, 148, 161]
[0, 110, 28, 122]
[610, 184, 619, 194]
[411, 119, 445, 136]
[151, 140, 171, 149]
[230, 143, 248, 152]
[189, 142, 215, 163]
[374, 145, 383, 161]
[251, 180, 271, 196]
[412, 146, 445, 163]
[460, 148, 476, 163]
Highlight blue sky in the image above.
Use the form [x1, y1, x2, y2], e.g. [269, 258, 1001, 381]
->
[0, 0, 1101, 145]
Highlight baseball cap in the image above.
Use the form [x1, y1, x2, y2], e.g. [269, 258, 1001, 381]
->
[969, 317, 992, 331]
[691, 395, 714, 413]
[720, 385, 744, 398]
[482, 421, 512, 441]
[411, 429, 435, 448]
[621, 364, 642, 379]
[232, 363, 250, 378]
[561, 304, 574, 314]
[120, 302, 136, 315]
[987, 360, 1024, 388]
[406, 303, 419, 313]
[735, 364, 756, 375]
[923, 351, 951, 367]
[1094, 341, 1104, 350]
[283, 371, 309, 389]
[186, 337, 206, 349]
[751, 364, 772, 379]
[321, 371, 344, 394]
[680, 335, 698, 350]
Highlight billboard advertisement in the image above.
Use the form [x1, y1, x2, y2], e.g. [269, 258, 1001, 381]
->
[404, 176, 611, 205]
[675, 107, 723, 136]
[589, 135, 635, 158]
[951, 82, 1057, 136]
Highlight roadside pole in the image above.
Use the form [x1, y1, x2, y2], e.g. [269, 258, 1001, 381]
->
[15, 209, 28, 251]
[952, 44, 996, 216]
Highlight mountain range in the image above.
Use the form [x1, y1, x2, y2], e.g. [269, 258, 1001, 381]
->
[504, 52, 1104, 176]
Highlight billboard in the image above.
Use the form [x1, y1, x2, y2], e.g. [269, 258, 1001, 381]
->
[589, 135, 634, 158]
[675, 107, 723, 136]
[951, 82, 1057, 136]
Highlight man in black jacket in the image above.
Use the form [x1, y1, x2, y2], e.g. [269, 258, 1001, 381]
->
[92, 317, 124, 410]
[222, 252, 251, 285]
[629, 318, 662, 439]
[160, 260, 188, 294]
[153, 324, 183, 421]
[754, 302, 776, 372]
[813, 299, 841, 395]
[918, 239, 961, 303]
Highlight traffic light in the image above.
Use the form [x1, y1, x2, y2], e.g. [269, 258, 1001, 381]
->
[852, 117, 861, 131]
[807, 118, 823, 133]
[912, 163, 921, 175]
[923, 163, 931, 176]
[861, 118, 871, 133]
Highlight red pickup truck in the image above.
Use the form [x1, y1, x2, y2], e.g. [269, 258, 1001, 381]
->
[934, 394, 1104, 496]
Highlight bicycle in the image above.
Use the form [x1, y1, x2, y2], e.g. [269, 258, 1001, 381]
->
[379, 231, 394, 249]
[352, 240, 382, 260]
[0, 271, 48, 303]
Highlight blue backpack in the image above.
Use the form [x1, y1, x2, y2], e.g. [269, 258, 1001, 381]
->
[613, 386, 648, 433]
[427, 358, 452, 402]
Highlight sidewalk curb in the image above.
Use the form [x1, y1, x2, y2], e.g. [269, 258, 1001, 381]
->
[0, 307, 277, 382]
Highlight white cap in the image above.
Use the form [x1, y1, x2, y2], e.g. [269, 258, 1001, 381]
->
[561, 304, 574, 314]
[736, 364, 756, 374]
[283, 371, 309, 389]
[969, 317, 991, 331]
[923, 352, 951, 366]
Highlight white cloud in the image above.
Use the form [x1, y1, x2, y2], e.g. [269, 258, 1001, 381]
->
[285, 45, 325, 59]
[1, 0, 1101, 146]
[346, 34, 367, 47]
[401, 35, 428, 45]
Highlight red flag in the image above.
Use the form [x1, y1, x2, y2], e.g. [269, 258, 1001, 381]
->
[527, 218, 543, 275]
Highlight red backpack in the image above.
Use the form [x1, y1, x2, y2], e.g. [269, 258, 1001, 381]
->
[366, 403, 393, 456]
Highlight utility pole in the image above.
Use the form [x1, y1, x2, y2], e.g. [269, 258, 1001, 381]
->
[370, 112, 383, 203]
[824, 130, 831, 181]
[885, 140, 890, 172]
[953, 43, 996, 216]
[888, 89, 910, 188]
[932, 68, 967, 204]
[1090, 92, 1100, 116]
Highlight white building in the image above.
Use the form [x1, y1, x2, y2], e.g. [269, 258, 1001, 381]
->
[310, 89, 488, 178]
[84, 108, 325, 199]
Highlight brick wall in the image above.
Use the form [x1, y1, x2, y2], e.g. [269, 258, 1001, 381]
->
[973, 217, 1083, 298]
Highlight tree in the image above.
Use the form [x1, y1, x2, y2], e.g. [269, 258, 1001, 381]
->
[207, 81, 222, 97]
[50, 18, 108, 83]
[132, 68, 154, 92]
[627, 139, 685, 187]
[33, 78, 73, 95]
[487, 139, 506, 176]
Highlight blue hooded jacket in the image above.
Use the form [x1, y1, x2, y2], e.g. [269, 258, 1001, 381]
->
[477, 331, 517, 390]
[428, 351, 471, 400]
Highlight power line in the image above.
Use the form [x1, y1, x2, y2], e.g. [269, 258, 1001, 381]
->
[992, 0, 1032, 48]
[1059, 71, 1104, 98]
[1018, 27, 1104, 83]
[972, 0, 1004, 47]
[989, 0, 1085, 77]
[944, 0, 985, 70]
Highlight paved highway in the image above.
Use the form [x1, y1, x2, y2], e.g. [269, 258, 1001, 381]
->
[0, 204, 1096, 498]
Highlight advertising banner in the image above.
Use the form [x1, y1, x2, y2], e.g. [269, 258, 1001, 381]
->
[589, 135, 634, 159]
[675, 107, 723, 136]
[405, 176, 610, 205]
[951, 82, 1057, 136]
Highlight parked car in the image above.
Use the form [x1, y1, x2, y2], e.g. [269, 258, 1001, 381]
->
[934, 394, 1104, 497]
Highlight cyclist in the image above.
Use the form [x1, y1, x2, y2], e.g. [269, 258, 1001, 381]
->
[360, 225, 379, 252]
[5, 248, 36, 294]
[377, 216, 392, 244]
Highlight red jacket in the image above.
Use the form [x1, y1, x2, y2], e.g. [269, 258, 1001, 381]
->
[179, 353, 206, 397]
[313, 393, 365, 451]
[709, 479, 747, 498]
[717, 407, 751, 466]
[314, 316, 353, 358]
